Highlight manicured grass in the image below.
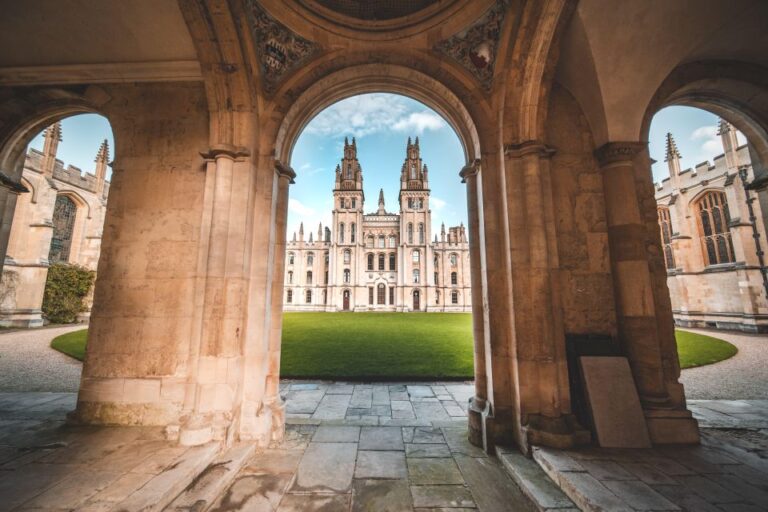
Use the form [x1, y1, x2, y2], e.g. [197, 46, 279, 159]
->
[51, 328, 88, 361]
[50, 317, 738, 376]
[281, 313, 474, 379]
[675, 329, 738, 369]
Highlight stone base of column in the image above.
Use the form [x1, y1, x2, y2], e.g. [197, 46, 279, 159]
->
[467, 397, 491, 451]
[179, 415, 214, 446]
[268, 397, 286, 444]
[0, 309, 44, 328]
[644, 408, 700, 444]
[520, 414, 591, 454]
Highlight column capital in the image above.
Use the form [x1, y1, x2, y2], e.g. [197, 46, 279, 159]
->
[503, 141, 557, 159]
[459, 159, 481, 183]
[594, 141, 647, 166]
[199, 144, 251, 162]
[275, 160, 296, 184]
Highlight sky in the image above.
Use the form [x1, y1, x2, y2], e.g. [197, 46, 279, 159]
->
[648, 106, 747, 183]
[28, 114, 114, 178]
[287, 93, 467, 240]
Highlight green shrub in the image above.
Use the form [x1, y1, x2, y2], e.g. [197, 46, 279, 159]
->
[42, 263, 95, 324]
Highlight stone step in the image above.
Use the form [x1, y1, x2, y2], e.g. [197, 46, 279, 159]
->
[496, 446, 579, 512]
[112, 442, 221, 512]
[164, 442, 257, 512]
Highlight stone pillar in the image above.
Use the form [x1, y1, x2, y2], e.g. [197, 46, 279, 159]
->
[596, 142, 699, 444]
[262, 161, 295, 443]
[180, 144, 252, 446]
[461, 160, 491, 449]
[504, 142, 588, 452]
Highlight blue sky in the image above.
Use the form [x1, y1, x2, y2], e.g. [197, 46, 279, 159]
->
[648, 106, 746, 183]
[288, 94, 467, 239]
[28, 114, 114, 178]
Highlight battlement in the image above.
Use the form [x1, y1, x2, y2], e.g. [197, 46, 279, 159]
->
[25, 148, 110, 196]
[654, 144, 751, 197]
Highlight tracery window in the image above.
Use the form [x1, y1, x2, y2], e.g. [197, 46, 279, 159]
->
[450, 253, 457, 266]
[307, 252, 314, 265]
[412, 250, 420, 263]
[287, 271, 293, 284]
[344, 269, 351, 283]
[451, 272, 457, 285]
[288, 252, 295, 265]
[389, 287, 394, 305]
[306, 290, 312, 303]
[306, 271, 313, 284]
[352, 198, 356, 208]
[369, 287, 374, 305]
[696, 191, 735, 265]
[350, 223, 356, 243]
[367, 253, 374, 270]
[451, 291, 459, 304]
[377, 284, 386, 304]
[388, 235, 396, 248]
[339, 223, 345, 243]
[413, 269, 420, 283]
[418, 223, 424, 244]
[378, 235, 385, 248]
[343, 249, 351, 264]
[367, 236, 374, 248]
[378, 253, 385, 271]
[407, 223, 413, 244]
[287, 289, 293, 303]
[389, 253, 396, 271]
[49, 195, 77, 263]
[657, 207, 675, 269]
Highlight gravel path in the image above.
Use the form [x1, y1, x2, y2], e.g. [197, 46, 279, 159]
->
[0, 325, 84, 392]
[679, 328, 768, 399]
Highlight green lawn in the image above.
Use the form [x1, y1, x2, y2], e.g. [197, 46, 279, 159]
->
[675, 329, 738, 369]
[49, 315, 738, 377]
[50, 329, 88, 361]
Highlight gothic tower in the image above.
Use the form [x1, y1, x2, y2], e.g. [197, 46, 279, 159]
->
[332, 137, 364, 246]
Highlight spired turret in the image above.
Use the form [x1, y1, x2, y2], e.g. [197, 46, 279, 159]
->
[377, 188, 387, 215]
[335, 136, 364, 193]
[400, 136, 429, 191]
[665, 132, 682, 177]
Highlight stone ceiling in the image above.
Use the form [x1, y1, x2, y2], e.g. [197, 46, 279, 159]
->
[312, 0, 438, 20]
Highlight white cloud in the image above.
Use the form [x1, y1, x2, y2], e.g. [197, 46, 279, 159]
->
[431, 197, 447, 210]
[690, 124, 722, 162]
[303, 94, 447, 139]
[288, 198, 315, 217]
[392, 111, 446, 134]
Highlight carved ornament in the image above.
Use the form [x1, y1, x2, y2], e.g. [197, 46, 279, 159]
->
[434, 1, 508, 91]
[245, 1, 320, 94]
[593, 142, 646, 166]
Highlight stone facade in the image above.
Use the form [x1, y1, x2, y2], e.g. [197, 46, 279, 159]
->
[655, 120, 768, 332]
[0, 122, 109, 327]
[284, 138, 471, 312]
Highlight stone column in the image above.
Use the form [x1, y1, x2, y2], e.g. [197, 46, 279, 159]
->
[460, 160, 491, 448]
[262, 161, 295, 443]
[180, 144, 252, 446]
[596, 142, 699, 444]
[504, 142, 587, 452]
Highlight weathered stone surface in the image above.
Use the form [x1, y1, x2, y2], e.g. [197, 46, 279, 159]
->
[313, 425, 361, 443]
[360, 427, 404, 451]
[277, 493, 351, 511]
[408, 458, 464, 485]
[406, 443, 452, 458]
[410, 485, 475, 508]
[497, 448, 576, 510]
[455, 454, 538, 512]
[355, 450, 408, 479]
[291, 442, 357, 493]
[352, 479, 413, 512]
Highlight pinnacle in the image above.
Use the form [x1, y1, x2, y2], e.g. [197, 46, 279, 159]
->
[45, 121, 62, 142]
[717, 118, 732, 136]
[95, 139, 110, 162]
[664, 132, 681, 162]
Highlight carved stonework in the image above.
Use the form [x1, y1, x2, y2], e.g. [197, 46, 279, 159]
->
[594, 142, 647, 166]
[434, 1, 508, 91]
[245, 1, 320, 94]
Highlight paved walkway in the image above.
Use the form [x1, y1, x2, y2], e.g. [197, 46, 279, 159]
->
[0, 325, 84, 392]
[679, 328, 768, 399]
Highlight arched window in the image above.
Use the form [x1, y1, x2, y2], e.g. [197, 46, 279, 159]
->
[450, 253, 458, 266]
[388, 235, 396, 248]
[351, 198, 356, 208]
[287, 271, 293, 284]
[435, 290, 440, 304]
[377, 283, 386, 304]
[306, 271, 313, 284]
[367, 235, 374, 248]
[413, 269, 420, 283]
[367, 253, 374, 270]
[307, 252, 314, 265]
[657, 207, 675, 269]
[339, 223, 345, 243]
[288, 252, 295, 265]
[378, 235, 385, 248]
[407, 223, 413, 244]
[378, 253, 385, 270]
[343, 249, 351, 264]
[49, 195, 77, 263]
[306, 290, 312, 303]
[451, 272, 457, 285]
[412, 250, 420, 263]
[697, 191, 735, 265]
[287, 289, 293, 303]
[418, 223, 424, 244]
[343, 269, 351, 283]
[451, 291, 459, 304]
[389, 252, 396, 270]
[350, 223, 356, 243]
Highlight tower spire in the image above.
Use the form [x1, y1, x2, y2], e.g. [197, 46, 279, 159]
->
[41, 121, 62, 177]
[665, 132, 682, 177]
[299, 222, 304, 241]
[377, 188, 386, 215]
[718, 118, 740, 170]
[94, 139, 109, 195]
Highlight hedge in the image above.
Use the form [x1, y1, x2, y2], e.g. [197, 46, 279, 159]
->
[42, 263, 95, 324]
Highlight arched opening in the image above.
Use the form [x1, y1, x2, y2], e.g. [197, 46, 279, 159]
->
[278, 88, 478, 389]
